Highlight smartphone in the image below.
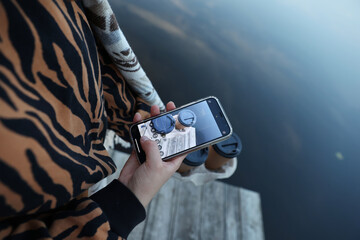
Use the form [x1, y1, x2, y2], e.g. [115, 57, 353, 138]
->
[130, 96, 233, 163]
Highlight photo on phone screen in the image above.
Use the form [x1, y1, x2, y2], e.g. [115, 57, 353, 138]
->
[131, 97, 232, 162]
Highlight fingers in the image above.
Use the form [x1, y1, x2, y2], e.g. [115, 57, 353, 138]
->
[150, 105, 160, 117]
[133, 112, 142, 123]
[165, 154, 186, 171]
[151, 101, 176, 117]
[140, 136, 161, 165]
[135, 101, 177, 169]
[166, 101, 176, 111]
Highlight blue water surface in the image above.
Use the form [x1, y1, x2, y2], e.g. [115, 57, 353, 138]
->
[110, 0, 360, 239]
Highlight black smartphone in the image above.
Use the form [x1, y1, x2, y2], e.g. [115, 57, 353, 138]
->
[130, 96, 233, 163]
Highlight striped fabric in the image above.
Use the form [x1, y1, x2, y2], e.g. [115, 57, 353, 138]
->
[82, 0, 165, 110]
[0, 0, 153, 238]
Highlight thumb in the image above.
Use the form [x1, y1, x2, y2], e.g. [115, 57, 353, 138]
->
[140, 136, 162, 165]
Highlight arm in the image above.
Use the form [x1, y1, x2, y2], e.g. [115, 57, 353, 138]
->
[98, 47, 151, 142]
[0, 104, 183, 239]
[0, 0, 163, 238]
[0, 186, 142, 239]
[82, 0, 165, 110]
[90, 180, 146, 239]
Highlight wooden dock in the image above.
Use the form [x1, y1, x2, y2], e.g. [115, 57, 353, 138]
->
[128, 178, 264, 240]
[99, 139, 264, 240]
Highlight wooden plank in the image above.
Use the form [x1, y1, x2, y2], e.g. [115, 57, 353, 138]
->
[199, 181, 226, 240]
[239, 188, 265, 240]
[225, 184, 242, 240]
[170, 181, 202, 240]
[103, 146, 264, 239]
[128, 178, 264, 240]
[128, 216, 146, 240]
[140, 177, 178, 240]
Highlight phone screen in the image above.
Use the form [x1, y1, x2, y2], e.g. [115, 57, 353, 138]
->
[131, 97, 231, 162]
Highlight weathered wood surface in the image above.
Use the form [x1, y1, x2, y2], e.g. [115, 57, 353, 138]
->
[99, 148, 264, 239]
[128, 178, 264, 240]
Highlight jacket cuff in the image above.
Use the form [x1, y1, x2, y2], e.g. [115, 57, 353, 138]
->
[90, 179, 146, 238]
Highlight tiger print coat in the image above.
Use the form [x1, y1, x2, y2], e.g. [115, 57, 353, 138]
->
[0, 0, 152, 239]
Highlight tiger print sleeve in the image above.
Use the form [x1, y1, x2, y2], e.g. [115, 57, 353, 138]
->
[98, 46, 151, 142]
[1, 0, 147, 238]
[0, 180, 145, 239]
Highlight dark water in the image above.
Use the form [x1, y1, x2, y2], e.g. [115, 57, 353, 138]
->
[109, 0, 360, 239]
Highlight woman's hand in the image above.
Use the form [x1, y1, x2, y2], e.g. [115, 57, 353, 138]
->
[118, 102, 186, 207]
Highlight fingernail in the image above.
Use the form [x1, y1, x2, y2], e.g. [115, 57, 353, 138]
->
[140, 136, 149, 143]
[135, 112, 141, 118]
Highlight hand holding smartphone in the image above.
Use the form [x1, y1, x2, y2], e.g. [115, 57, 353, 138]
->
[118, 102, 185, 208]
[130, 96, 233, 164]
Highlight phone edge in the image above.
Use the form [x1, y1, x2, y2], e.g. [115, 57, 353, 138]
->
[129, 96, 233, 163]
